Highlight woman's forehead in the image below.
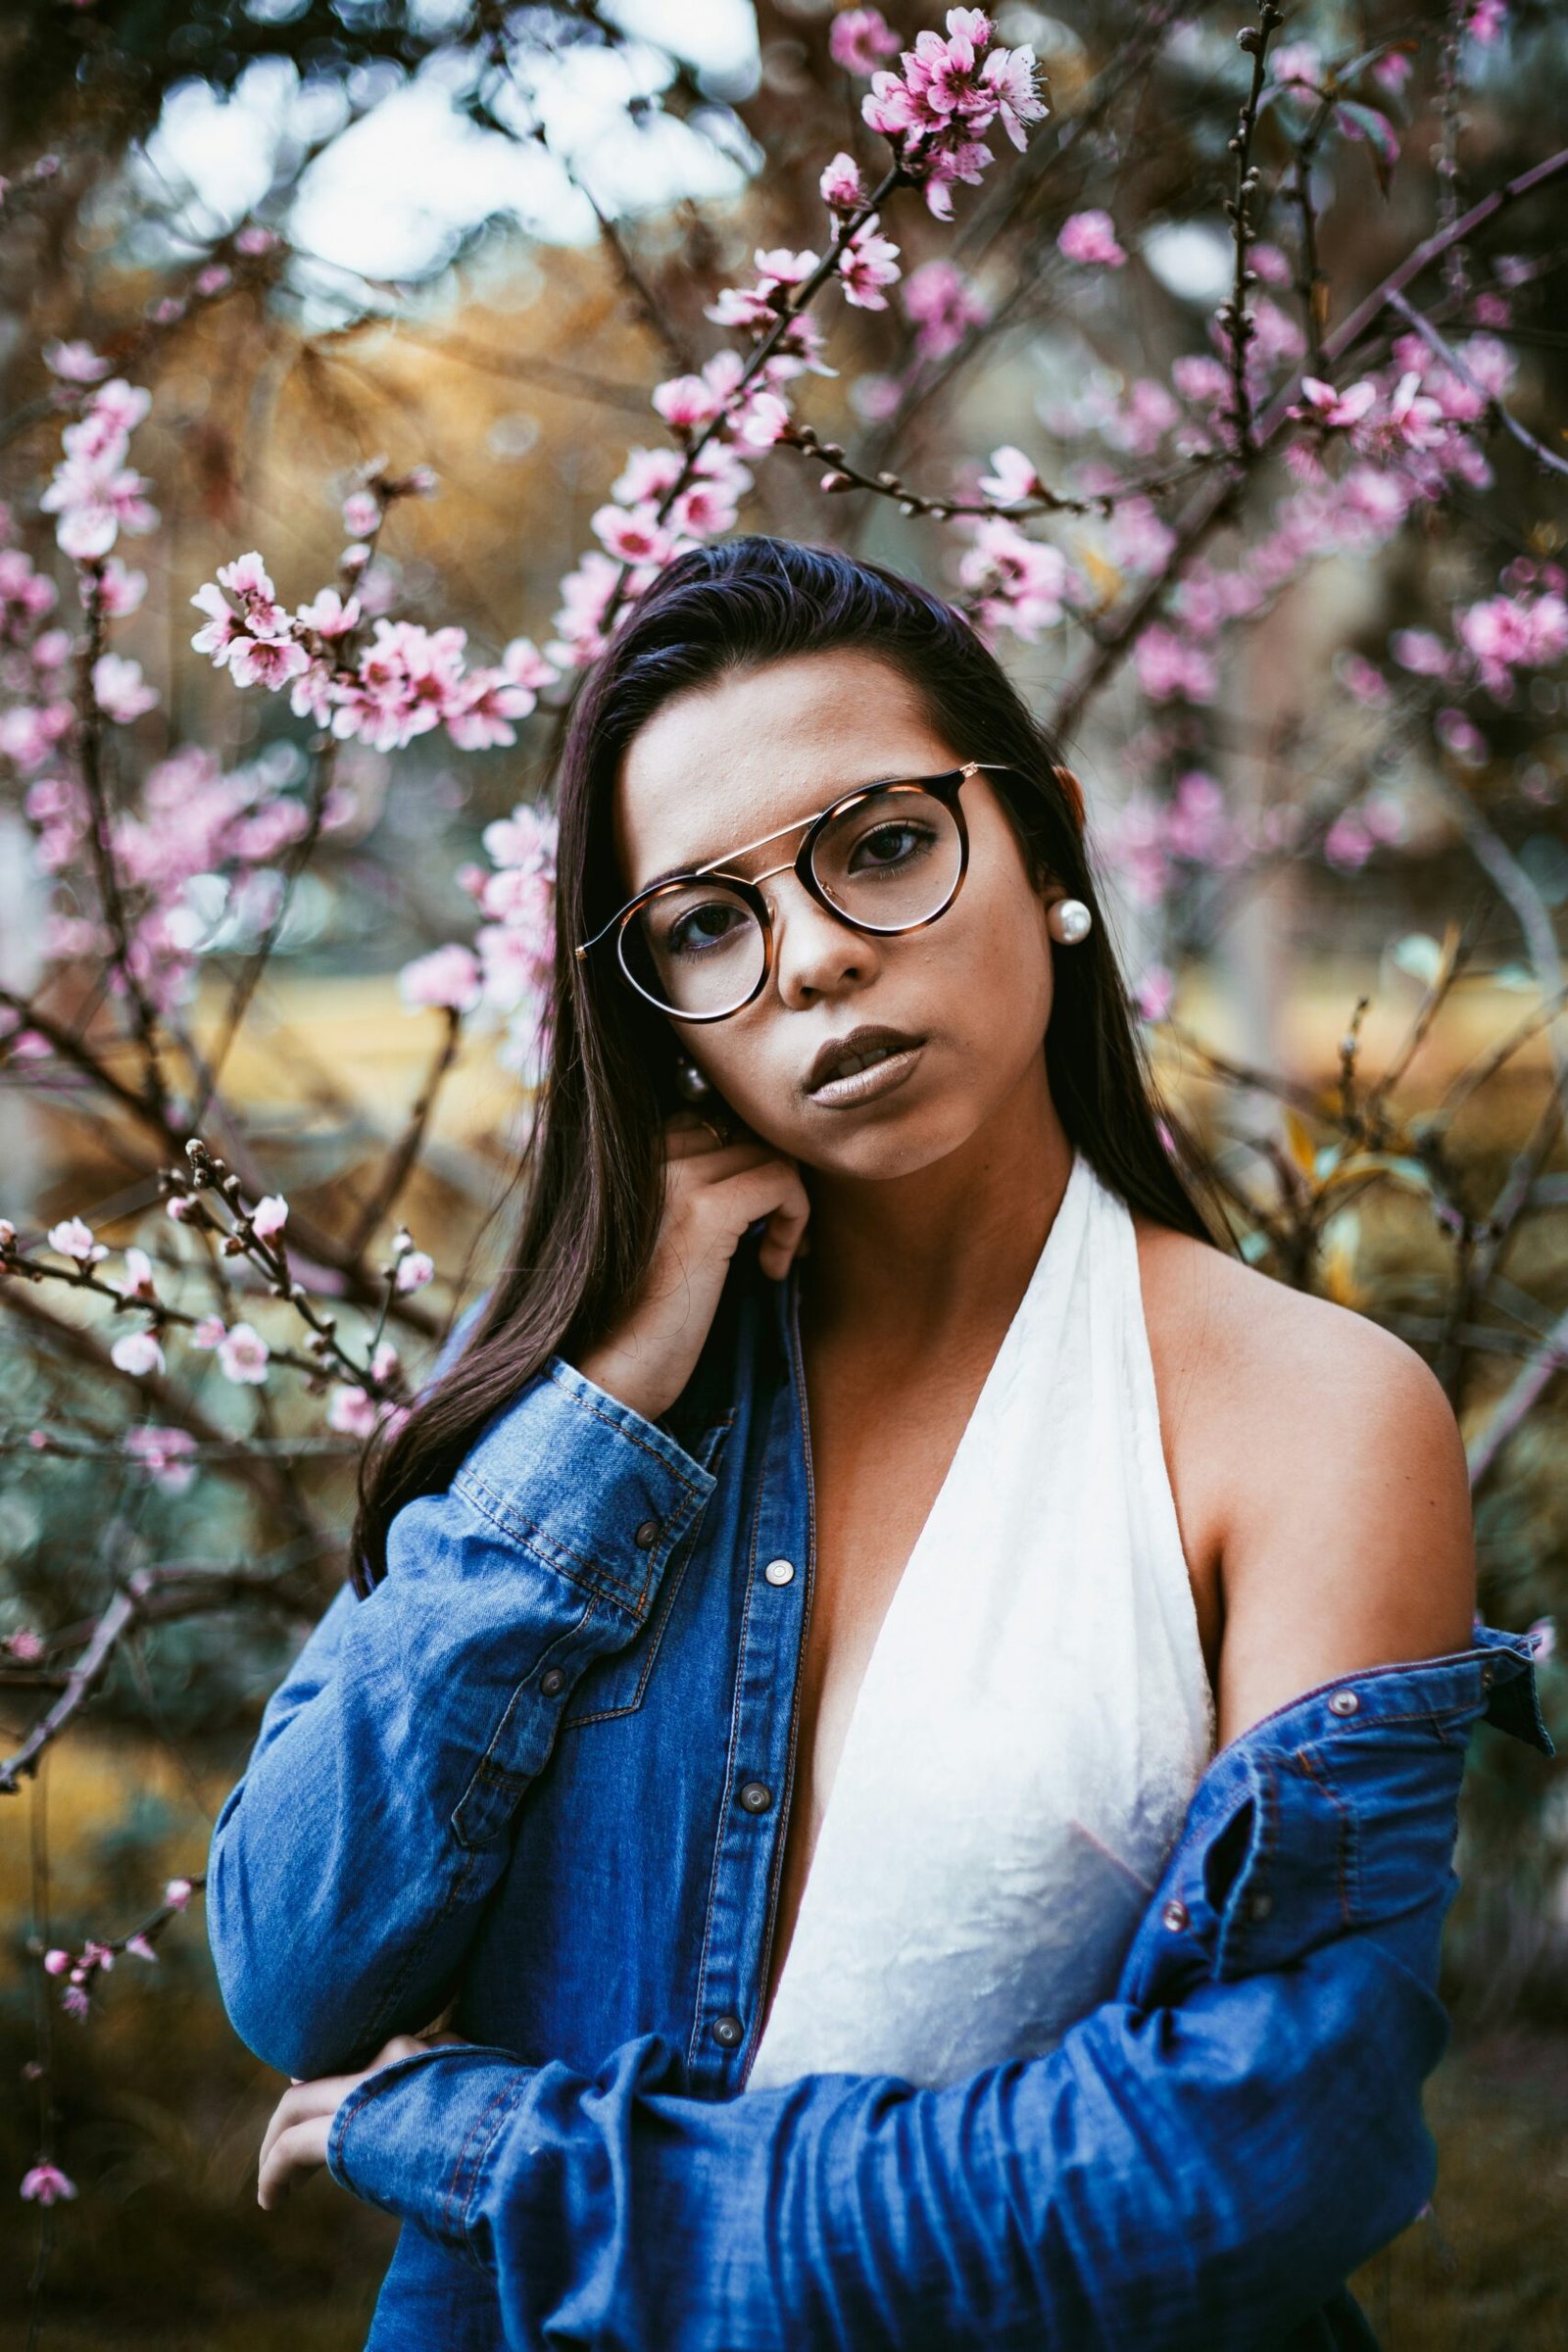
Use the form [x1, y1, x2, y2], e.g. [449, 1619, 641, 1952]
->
[612, 653, 953, 889]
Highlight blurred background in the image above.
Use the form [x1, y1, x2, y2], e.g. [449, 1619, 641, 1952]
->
[0, 1, 1565, 2344]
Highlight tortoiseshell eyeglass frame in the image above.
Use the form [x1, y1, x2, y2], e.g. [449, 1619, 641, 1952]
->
[573, 760, 1015, 1025]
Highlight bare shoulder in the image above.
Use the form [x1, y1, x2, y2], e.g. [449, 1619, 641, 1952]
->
[1131, 1211, 1477, 1741]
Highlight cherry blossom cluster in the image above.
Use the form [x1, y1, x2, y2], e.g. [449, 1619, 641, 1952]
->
[401, 798, 559, 1084]
[192, 544, 560, 756]
[835, 7, 1049, 222]
[37, 375, 156, 564]
[40, 1879, 193, 2022]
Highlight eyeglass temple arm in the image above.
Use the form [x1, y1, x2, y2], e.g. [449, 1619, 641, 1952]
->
[573, 764, 1010, 957]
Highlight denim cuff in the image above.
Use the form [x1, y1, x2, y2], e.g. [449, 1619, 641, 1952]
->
[327, 2043, 525, 2256]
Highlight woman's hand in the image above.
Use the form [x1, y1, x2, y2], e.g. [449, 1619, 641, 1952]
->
[575, 1107, 810, 1426]
[257, 2030, 466, 2210]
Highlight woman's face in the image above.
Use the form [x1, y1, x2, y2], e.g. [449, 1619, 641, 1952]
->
[611, 648, 1062, 1180]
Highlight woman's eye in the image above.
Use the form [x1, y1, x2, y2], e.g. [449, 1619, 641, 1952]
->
[850, 820, 934, 872]
[666, 900, 749, 957]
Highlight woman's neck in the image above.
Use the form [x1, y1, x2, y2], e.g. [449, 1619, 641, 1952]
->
[797, 1058, 1073, 1353]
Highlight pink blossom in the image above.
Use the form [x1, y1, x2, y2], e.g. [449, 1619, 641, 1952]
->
[115, 1246, 159, 1302]
[189, 1314, 225, 1349]
[1323, 810, 1373, 871]
[1465, 0, 1507, 43]
[124, 1934, 159, 1962]
[218, 1322, 270, 1384]
[194, 263, 231, 298]
[1435, 707, 1488, 762]
[734, 392, 792, 451]
[165, 1877, 192, 1909]
[342, 489, 381, 538]
[1372, 51, 1415, 97]
[652, 373, 724, 433]
[400, 942, 482, 1013]
[837, 217, 902, 311]
[92, 652, 159, 723]
[49, 1217, 107, 1264]
[229, 634, 311, 692]
[97, 558, 146, 617]
[396, 1250, 435, 1294]
[215, 551, 287, 635]
[1270, 41, 1322, 94]
[1291, 376, 1379, 431]
[328, 1385, 380, 1438]
[956, 515, 1075, 640]
[903, 258, 991, 361]
[189, 581, 244, 667]
[977, 445, 1038, 504]
[83, 379, 151, 441]
[111, 1329, 166, 1377]
[1340, 654, 1391, 707]
[1527, 1616, 1556, 1662]
[21, 2164, 76, 2206]
[1391, 627, 1451, 677]
[236, 223, 279, 255]
[295, 586, 360, 639]
[1057, 210, 1126, 269]
[43, 1947, 71, 1975]
[61, 1984, 90, 2021]
[125, 1425, 197, 1493]
[1133, 624, 1219, 705]
[591, 503, 678, 567]
[250, 1194, 288, 1240]
[829, 8, 901, 74]
[1107, 498, 1177, 576]
[819, 152, 866, 213]
[45, 340, 110, 384]
[5, 1629, 45, 1663]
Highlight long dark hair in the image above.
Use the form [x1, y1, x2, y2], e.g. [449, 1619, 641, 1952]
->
[350, 534, 1228, 1592]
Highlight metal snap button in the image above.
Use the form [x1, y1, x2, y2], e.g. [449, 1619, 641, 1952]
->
[712, 2015, 744, 2048]
[1328, 1690, 1359, 1717]
[763, 1558, 795, 1586]
[1479, 1662, 1494, 1688]
[739, 1780, 772, 1813]
[634, 1518, 661, 1549]
[540, 1667, 565, 1696]
[1160, 1898, 1189, 1933]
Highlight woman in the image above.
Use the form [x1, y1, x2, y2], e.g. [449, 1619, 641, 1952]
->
[211, 537, 1548, 2350]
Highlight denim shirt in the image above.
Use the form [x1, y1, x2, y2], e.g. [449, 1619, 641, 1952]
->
[207, 1237, 1551, 2352]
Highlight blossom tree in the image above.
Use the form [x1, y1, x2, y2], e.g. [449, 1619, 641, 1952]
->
[0, 0, 1565, 2331]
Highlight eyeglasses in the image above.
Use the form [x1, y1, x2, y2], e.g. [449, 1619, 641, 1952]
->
[574, 760, 1013, 1023]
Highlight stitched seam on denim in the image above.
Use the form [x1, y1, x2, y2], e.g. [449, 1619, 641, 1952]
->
[560, 1530, 699, 1732]
[1294, 1745, 1359, 1926]
[441, 2075, 529, 2242]
[454, 1466, 668, 1616]
[1334, 1700, 1475, 1743]
[543, 1362, 715, 1497]
[688, 1445, 771, 2080]
[453, 1599, 595, 1839]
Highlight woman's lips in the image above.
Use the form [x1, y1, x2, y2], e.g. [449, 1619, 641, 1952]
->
[804, 1041, 925, 1108]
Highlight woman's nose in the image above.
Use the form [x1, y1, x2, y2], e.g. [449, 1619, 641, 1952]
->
[765, 873, 878, 1006]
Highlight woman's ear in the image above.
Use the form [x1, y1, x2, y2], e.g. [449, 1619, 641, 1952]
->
[1052, 763, 1086, 830]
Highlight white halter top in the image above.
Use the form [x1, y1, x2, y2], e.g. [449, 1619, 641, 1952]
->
[744, 1145, 1216, 2094]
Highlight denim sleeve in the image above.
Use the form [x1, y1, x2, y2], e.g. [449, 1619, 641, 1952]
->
[324, 1660, 1531, 2352]
[207, 1355, 717, 2082]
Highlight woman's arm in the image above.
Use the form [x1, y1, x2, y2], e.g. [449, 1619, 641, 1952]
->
[207, 1353, 719, 2082]
[318, 1629, 1544, 2352]
[309, 1327, 1545, 2350]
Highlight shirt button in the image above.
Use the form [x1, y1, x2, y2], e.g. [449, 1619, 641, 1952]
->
[739, 1780, 772, 1813]
[763, 1558, 795, 1586]
[634, 1518, 661, 1549]
[712, 2015, 744, 2048]
[1160, 1898, 1189, 1933]
[540, 1667, 565, 1696]
[1328, 1690, 1359, 1716]
[1249, 1891, 1273, 1922]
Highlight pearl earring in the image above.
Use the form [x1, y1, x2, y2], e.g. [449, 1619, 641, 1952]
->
[674, 1054, 714, 1102]
[1048, 897, 1093, 945]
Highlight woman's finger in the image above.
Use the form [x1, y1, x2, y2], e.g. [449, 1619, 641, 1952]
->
[258, 2114, 331, 2210]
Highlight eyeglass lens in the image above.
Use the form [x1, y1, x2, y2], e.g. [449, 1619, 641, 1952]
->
[619, 782, 963, 1018]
